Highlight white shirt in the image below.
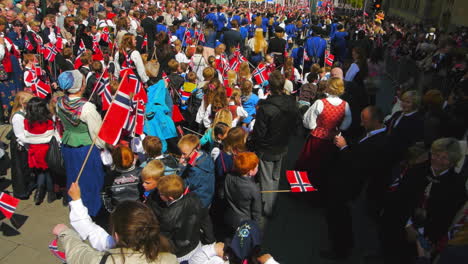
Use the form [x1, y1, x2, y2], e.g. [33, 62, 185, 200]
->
[359, 126, 387, 143]
[12, 111, 27, 146]
[176, 51, 191, 64]
[188, 243, 280, 264]
[302, 95, 352, 131]
[229, 102, 248, 127]
[69, 199, 115, 251]
[344, 62, 360, 82]
[114, 49, 150, 83]
[80, 101, 106, 149]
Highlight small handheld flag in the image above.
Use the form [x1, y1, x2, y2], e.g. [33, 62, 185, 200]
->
[0, 192, 19, 219]
[286, 171, 317, 192]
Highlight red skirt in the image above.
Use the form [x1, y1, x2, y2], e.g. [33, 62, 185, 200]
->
[295, 136, 336, 185]
[28, 143, 50, 170]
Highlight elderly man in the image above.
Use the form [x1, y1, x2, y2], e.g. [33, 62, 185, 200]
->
[331, 67, 369, 143]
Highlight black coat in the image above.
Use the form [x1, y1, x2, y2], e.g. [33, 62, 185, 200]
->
[334, 130, 392, 205]
[147, 191, 215, 257]
[252, 94, 301, 157]
[386, 163, 466, 244]
[341, 80, 369, 143]
[224, 173, 262, 229]
[141, 17, 156, 49]
[386, 111, 424, 160]
[222, 29, 242, 55]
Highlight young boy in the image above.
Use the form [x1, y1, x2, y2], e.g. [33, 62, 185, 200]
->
[141, 136, 179, 175]
[147, 174, 215, 260]
[141, 159, 165, 202]
[180, 71, 197, 110]
[168, 59, 185, 92]
[178, 134, 215, 208]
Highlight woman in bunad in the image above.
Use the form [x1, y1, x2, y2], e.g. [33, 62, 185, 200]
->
[25, 20, 43, 54]
[114, 33, 149, 85]
[56, 70, 106, 217]
[296, 77, 352, 189]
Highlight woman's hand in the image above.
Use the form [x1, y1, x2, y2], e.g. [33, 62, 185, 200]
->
[214, 242, 225, 258]
[52, 224, 69, 236]
[0, 37, 4, 45]
[257, 254, 273, 264]
[68, 182, 81, 201]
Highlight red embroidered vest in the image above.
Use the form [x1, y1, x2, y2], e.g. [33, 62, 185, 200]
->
[310, 98, 346, 140]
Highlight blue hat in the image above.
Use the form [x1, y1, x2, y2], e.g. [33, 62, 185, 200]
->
[58, 70, 83, 93]
[230, 220, 262, 260]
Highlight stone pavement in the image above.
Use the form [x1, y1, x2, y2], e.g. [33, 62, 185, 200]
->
[0, 179, 68, 264]
[0, 124, 68, 264]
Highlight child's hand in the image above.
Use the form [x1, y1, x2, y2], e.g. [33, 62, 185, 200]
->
[52, 224, 69, 236]
[181, 100, 186, 105]
[68, 182, 81, 201]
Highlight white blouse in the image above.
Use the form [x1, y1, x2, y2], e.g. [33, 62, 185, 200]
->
[303, 95, 352, 131]
[114, 49, 149, 83]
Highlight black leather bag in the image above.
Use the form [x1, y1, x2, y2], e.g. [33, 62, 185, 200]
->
[46, 137, 66, 178]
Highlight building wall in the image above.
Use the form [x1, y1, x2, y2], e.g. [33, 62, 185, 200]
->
[384, 0, 468, 29]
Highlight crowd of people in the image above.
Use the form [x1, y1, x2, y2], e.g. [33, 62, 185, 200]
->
[0, 0, 467, 263]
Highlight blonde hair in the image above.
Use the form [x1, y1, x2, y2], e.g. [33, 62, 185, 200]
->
[325, 77, 345, 96]
[141, 160, 165, 181]
[213, 109, 233, 129]
[431, 138, 463, 166]
[238, 62, 251, 81]
[178, 134, 200, 149]
[253, 28, 266, 54]
[10, 91, 34, 122]
[401, 90, 422, 111]
[227, 70, 237, 88]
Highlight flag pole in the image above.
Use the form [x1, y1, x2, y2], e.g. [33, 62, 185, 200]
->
[75, 71, 129, 183]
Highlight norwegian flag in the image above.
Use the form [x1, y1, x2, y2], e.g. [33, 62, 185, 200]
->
[229, 56, 240, 72]
[162, 72, 169, 84]
[195, 30, 205, 43]
[24, 35, 34, 52]
[25, 65, 51, 98]
[325, 50, 335, 66]
[49, 239, 66, 263]
[215, 54, 228, 75]
[252, 63, 269, 84]
[142, 34, 148, 49]
[0, 192, 19, 219]
[55, 36, 64, 51]
[92, 37, 104, 62]
[76, 39, 86, 58]
[184, 30, 192, 45]
[95, 70, 113, 110]
[98, 69, 147, 145]
[42, 42, 58, 62]
[101, 27, 110, 43]
[286, 171, 317, 192]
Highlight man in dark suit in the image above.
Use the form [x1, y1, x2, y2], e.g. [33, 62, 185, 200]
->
[321, 106, 391, 261]
[141, 7, 157, 56]
[221, 19, 242, 56]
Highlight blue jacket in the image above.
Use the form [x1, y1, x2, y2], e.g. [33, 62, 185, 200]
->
[240, 26, 248, 40]
[331, 31, 349, 57]
[156, 24, 167, 34]
[182, 151, 215, 208]
[329, 22, 338, 38]
[216, 12, 226, 31]
[241, 93, 259, 124]
[7, 31, 24, 50]
[291, 47, 305, 67]
[285, 24, 297, 39]
[205, 12, 217, 24]
[305, 36, 327, 58]
[144, 80, 177, 153]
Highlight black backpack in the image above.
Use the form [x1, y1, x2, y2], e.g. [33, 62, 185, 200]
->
[185, 88, 203, 124]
